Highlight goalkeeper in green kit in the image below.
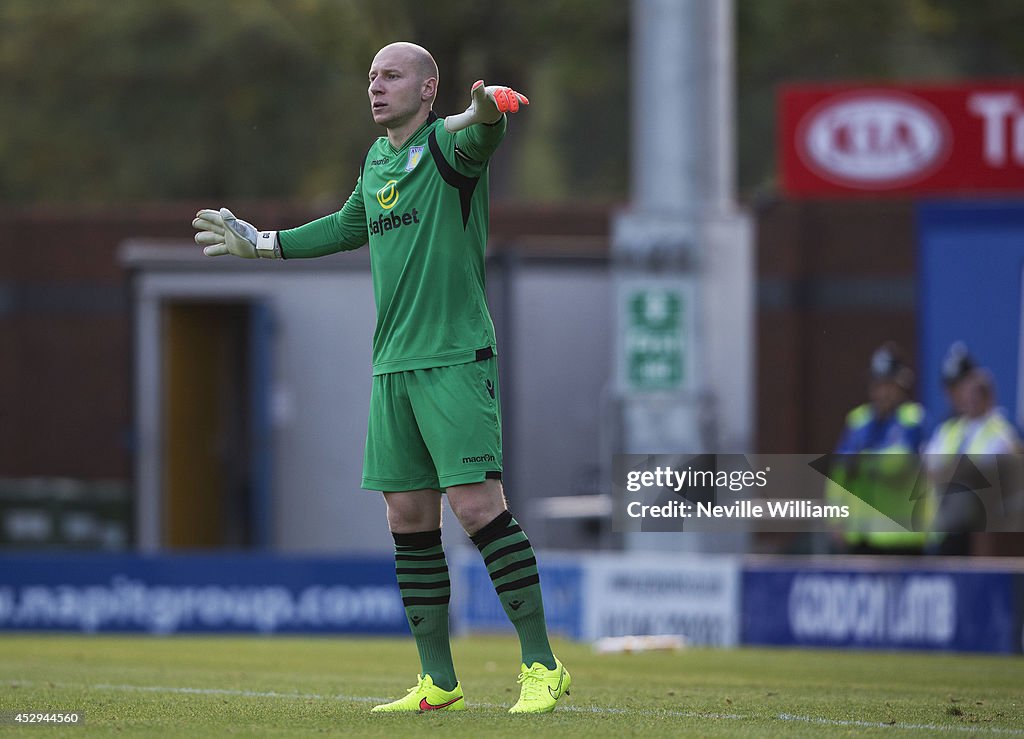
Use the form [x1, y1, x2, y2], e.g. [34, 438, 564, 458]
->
[192, 42, 569, 714]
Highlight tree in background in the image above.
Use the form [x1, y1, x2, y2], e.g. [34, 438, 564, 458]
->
[0, 0, 627, 205]
[2, 0, 1023, 205]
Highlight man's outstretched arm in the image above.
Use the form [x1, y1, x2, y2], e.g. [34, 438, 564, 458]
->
[192, 181, 368, 259]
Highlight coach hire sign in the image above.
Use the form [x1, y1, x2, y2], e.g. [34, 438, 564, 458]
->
[780, 83, 1024, 195]
[742, 563, 1022, 654]
[579, 554, 740, 647]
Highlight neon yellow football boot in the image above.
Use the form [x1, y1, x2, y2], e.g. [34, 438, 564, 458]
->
[371, 674, 466, 713]
[508, 657, 571, 714]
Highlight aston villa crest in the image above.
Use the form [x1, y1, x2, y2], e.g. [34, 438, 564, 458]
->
[406, 146, 424, 172]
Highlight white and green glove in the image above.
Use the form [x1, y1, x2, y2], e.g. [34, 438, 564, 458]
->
[192, 207, 279, 259]
[444, 80, 529, 133]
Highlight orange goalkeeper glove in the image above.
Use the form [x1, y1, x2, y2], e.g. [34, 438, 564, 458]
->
[444, 80, 529, 133]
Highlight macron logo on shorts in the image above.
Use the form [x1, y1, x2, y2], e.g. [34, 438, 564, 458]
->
[462, 453, 496, 464]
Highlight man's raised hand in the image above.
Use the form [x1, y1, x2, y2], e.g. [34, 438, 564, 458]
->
[444, 80, 529, 133]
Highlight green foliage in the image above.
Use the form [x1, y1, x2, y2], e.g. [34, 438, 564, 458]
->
[3, 1, 1024, 203]
[0, 0, 627, 204]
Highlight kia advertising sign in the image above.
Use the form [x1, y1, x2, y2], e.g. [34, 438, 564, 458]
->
[780, 83, 1024, 195]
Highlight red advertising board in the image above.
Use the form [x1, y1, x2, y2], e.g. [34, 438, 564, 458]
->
[780, 83, 1024, 196]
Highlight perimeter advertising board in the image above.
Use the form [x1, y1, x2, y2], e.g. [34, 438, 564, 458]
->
[0, 554, 406, 634]
[781, 83, 1024, 195]
[743, 564, 1020, 653]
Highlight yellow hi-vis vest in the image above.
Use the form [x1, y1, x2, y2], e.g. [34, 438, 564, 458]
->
[826, 402, 927, 549]
[924, 410, 1021, 547]
[930, 410, 1021, 455]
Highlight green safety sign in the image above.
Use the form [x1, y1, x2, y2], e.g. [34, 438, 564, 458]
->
[624, 286, 687, 391]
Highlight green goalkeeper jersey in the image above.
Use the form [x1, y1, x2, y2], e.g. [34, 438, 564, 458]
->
[278, 112, 507, 375]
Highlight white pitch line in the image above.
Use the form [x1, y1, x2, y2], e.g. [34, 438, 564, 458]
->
[9, 680, 1023, 735]
[779, 712, 1024, 736]
[92, 683, 386, 704]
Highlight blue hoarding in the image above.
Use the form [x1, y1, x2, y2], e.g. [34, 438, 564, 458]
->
[743, 565, 1018, 653]
[917, 201, 1024, 433]
[453, 556, 583, 640]
[1014, 573, 1024, 654]
[0, 553, 406, 634]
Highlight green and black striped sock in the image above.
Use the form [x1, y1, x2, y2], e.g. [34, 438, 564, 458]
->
[393, 529, 457, 691]
[471, 510, 555, 670]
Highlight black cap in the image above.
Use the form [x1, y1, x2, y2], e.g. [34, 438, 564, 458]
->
[941, 341, 976, 387]
[870, 342, 914, 390]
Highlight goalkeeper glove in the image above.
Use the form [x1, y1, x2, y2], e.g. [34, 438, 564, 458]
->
[192, 207, 279, 259]
[444, 80, 529, 133]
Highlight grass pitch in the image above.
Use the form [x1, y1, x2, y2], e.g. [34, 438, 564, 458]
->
[1, 634, 1022, 737]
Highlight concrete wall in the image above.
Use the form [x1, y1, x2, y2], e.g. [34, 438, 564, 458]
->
[502, 260, 613, 548]
[125, 251, 389, 553]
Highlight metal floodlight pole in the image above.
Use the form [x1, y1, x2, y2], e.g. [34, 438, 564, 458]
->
[629, 0, 701, 219]
[611, 0, 752, 552]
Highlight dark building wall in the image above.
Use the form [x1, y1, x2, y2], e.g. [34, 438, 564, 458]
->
[0, 203, 337, 478]
[755, 199, 918, 453]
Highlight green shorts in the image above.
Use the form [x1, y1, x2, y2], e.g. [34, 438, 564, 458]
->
[362, 356, 503, 492]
